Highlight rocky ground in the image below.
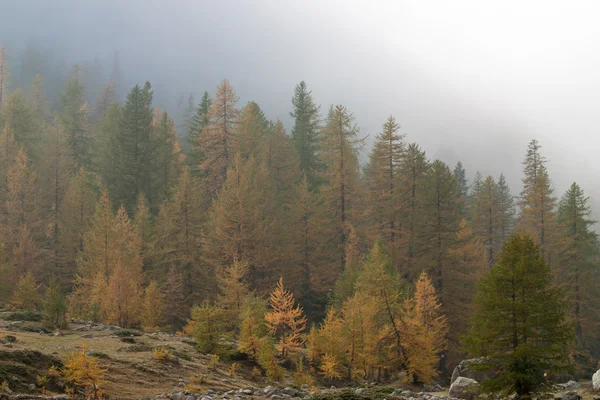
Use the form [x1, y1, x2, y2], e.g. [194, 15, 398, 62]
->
[1, 312, 599, 400]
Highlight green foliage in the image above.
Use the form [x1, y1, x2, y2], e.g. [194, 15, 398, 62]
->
[186, 302, 229, 354]
[112, 329, 143, 337]
[42, 278, 67, 329]
[463, 233, 572, 399]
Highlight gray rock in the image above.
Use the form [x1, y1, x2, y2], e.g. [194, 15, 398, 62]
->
[27, 383, 36, 390]
[424, 384, 443, 393]
[559, 392, 581, 400]
[201, 397, 212, 400]
[283, 387, 300, 397]
[241, 389, 253, 395]
[301, 384, 310, 391]
[448, 377, 479, 400]
[171, 391, 186, 400]
[451, 358, 493, 385]
[593, 370, 600, 391]
[185, 397, 195, 400]
[355, 388, 366, 395]
[558, 381, 580, 391]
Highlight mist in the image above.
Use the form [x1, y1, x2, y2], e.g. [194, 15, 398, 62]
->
[2, 0, 599, 210]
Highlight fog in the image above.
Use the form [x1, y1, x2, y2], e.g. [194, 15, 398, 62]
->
[2, 0, 600, 212]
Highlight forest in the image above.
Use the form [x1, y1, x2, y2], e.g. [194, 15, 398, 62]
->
[0, 44, 598, 388]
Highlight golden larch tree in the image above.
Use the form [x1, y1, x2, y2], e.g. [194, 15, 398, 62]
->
[264, 277, 307, 358]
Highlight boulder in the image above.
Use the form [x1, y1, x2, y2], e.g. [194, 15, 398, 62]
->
[557, 381, 580, 391]
[451, 358, 493, 384]
[557, 392, 581, 400]
[593, 369, 600, 391]
[448, 377, 479, 400]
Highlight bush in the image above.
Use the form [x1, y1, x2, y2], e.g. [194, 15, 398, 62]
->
[1, 310, 42, 321]
[113, 329, 142, 337]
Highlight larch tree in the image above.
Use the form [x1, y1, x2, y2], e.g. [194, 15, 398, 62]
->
[60, 75, 91, 168]
[234, 101, 268, 160]
[319, 105, 365, 276]
[153, 167, 204, 305]
[472, 176, 502, 268]
[133, 193, 153, 267]
[141, 280, 165, 332]
[29, 74, 48, 124]
[402, 272, 448, 384]
[164, 265, 187, 331]
[199, 79, 239, 199]
[207, 154, 277, 292]
[0, 90, 39, 158]
[290, 81, 322, 189]
[265, 277, 307, 358]
[398, 143, 429, 275]
[556, 182, 599, 347]
[363, 115, 405, 261]
[0, 125, 18, 218]
[39, 118, 73, 274]
[519, 139, 557, 259]
[418, 160, 460, 293]
[95, 82, 116, 121]
[6, 149, 40, 241]
[59, 168, 99, 283]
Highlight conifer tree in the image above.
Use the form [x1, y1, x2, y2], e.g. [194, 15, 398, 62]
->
[0, 47, 8, 107]
[464, 233, 571, 399]
[29, 74, 48, 123]
[0, 90, 39, 157]
[556, 183, 599, 347]
[108, 82, 154, 214]
[319, 105, 364, 275]
[265, 277, 307, 358]
[59, 168, 99, 281]
[186, 91, 212, 173]
[234, 101, 268, 160]
[133, 194, 153, 266]
[453, 161, 469, 201]
[186, 302, 228, 354]
[0, 125, 18, 218]
[12, 272, 41, 310]
[141, 280, 164, 331]
[43, 278, 67, 329]
[290, 81, 321, 189]
[164, 265, 187, 331]
[153, 167, 204, 304]
[402, 272, 449, 383]
[95, 82, 116, 121]
[497, 173, 516, 242]
[149, 109, 181, 209]
[216, 259, 249, 326]
[60, 75, 91, 168]
[364, 116, 405, 259]
[39, 118, 73, 272]
[182, 93, 195, 138]
[418, 160, 459, 292]
[207, 155, 277, 291]
[519, 140, 557, 258]
[398, 143, 429, 273]
[200, 79, 239, 199]
[238, 294, 268, 359]
[473, 176, 502, 268]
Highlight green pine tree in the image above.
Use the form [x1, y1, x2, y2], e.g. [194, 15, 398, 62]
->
[464, 233, 571, 399]
[290, 81, 321, 189]
[186, 91, 212, 174]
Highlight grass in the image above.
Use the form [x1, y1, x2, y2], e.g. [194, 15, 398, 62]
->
[0, 321, 273, 399]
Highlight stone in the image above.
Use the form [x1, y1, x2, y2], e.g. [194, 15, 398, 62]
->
[355, 388, 366, 395]
[451, 358, 493, 384]
[283, 387, 300, 397]
[558, 381, 580, 391]
[593, 369, 600, 391]
[82, 334, 94, 338]
[120, 336, 137, 344]
[241, 389, 253, 395]
[5, 335, 16, 342]
[558, 392, 581, 400]
[54, 331, 63, 336]
[185, 396, 195, 400]
[424, 384, 443, 393]
[27, 383, 36, 390]
[171, 392, 186, 400]
[448, 377, 479, 400]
